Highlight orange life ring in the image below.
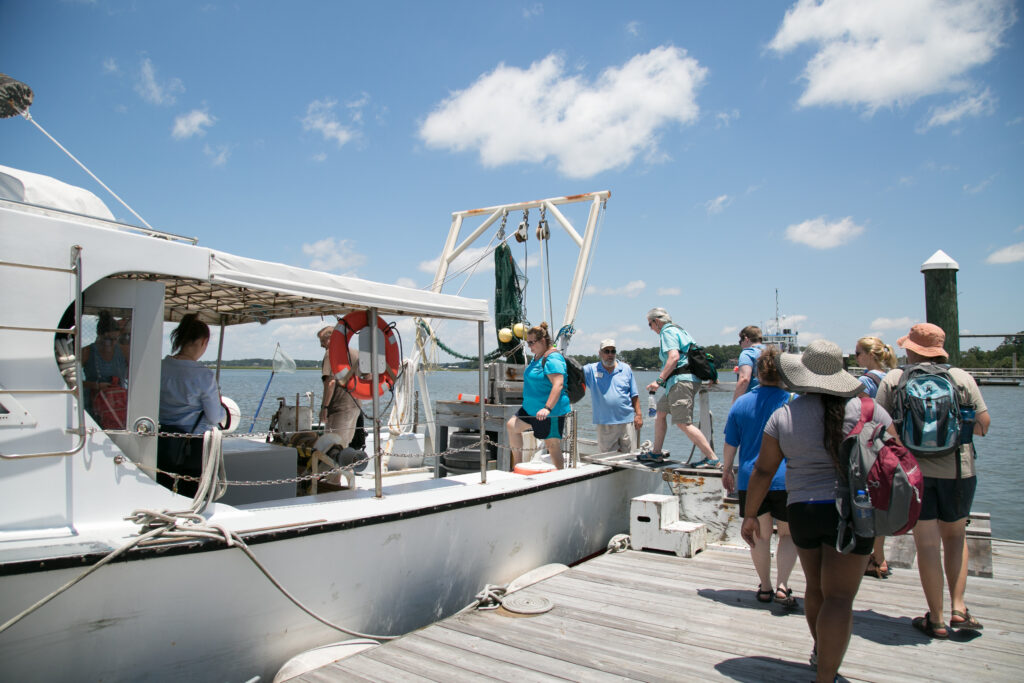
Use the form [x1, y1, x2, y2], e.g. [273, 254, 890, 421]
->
[328, 311, 401, 400]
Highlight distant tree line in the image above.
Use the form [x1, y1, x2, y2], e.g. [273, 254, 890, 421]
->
[958, 333, 1023, 368]
[206, 333, 1022, 372]
[203, 358, 321, 369]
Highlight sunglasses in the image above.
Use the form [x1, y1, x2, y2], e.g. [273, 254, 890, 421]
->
[601, 348, 616, 354]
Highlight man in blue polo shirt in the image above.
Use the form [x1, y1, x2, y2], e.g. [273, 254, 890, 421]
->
[583, 339, 643, 453]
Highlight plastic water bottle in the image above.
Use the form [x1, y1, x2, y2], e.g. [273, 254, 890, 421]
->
[647, 391, 657, 418]
[853, 489, 873, 536]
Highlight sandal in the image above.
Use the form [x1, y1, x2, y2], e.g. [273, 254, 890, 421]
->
[636, 451, 668, 463]
[865, 554, 890, 579]
[775, 585, 798, 609]
[756, 585, 773, 603]
[950, 609, 983, 631]
[692, 458, 721, 469]
[912, 612, 949, 639]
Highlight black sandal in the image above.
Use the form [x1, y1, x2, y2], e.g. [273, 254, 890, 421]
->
[775, 585, 798, 609]
[912, 612, 949, 639]
[756, 585, 773, 603]
[865, 554, 889, 579]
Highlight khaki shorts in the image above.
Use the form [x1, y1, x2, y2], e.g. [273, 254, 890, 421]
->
[596, 423, 635, 453]
[657, 379, 698, 425]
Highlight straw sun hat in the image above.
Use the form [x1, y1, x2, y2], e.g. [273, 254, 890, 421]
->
[777, 339, 864, 397]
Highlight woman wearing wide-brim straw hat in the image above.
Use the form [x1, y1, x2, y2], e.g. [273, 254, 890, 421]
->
[741, 339, 898, 683]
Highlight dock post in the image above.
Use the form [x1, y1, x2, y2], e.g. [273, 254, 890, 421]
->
[921, 250, 961, 364]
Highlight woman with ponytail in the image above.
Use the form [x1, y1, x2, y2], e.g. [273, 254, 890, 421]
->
[158, 313, 225, 495]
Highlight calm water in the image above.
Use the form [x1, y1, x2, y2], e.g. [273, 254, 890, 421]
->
[219, 368, 1024, 540]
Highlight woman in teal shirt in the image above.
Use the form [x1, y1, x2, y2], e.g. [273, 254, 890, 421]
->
[505, 322, 570, 469]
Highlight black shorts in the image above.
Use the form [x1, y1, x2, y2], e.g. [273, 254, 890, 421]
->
[738, 489, 789, 521]
[787, 502, 873, 555]
[919, 476, 977, 523]
[515, 407, 566, 440]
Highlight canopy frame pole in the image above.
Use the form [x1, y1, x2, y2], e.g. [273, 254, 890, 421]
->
[478, 321, 486, 484]
[370, 307, 383, 499]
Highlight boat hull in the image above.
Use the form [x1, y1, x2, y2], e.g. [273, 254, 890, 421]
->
[0, 466, 653, 682]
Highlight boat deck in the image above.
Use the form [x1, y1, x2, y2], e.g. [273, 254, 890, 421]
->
[292, 540, 1024, 682]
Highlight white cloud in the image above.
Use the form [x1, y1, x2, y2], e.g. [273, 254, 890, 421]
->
[986, 241, 1024, 263]
[870, 316, 917, 330]
[780, 314, 808, 327]
[302, 99, 355, 148]
[657, 287, 681, 296]
[721, 325, 739, 335]
[302, 237, 367, 273]
[312, 152, 327, 162]
[418, 246, 496, 287]
[715, 109, 740, 128]
[785, 216, 864, 249]
[419, 46, 707, 178]
[705, 194, 731, 215]
[769, 0, 1014, 114]
[1016, 224, 1024, 232]
[963, 175, 996, 194]
[1008, 116, 1024, 126]
[135, 57, 184, 106]
[626, 20, 641, 37]
[172, 109, 215, 139]
[102, 57, 119, 75]
[203, 144, 229, 167]
[922, 88, 996, 129]
[585, 280, 646, 298]
[395, 277, 417, 289]
[523, 3, 544, 19]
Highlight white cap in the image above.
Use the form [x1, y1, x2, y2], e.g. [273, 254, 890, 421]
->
[600, 339, 616, 350]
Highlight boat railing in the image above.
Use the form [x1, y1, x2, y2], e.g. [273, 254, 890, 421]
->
[0, 196, 197, 245]
[0, 246, 87, 458]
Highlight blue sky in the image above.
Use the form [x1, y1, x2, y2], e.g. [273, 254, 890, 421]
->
[2, 0, 1022, 362]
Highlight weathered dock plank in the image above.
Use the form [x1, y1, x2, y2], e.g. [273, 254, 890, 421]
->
[294, 540, 1024, 682]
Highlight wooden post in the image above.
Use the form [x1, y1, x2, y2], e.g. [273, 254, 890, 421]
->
[921, 250, 960, 365]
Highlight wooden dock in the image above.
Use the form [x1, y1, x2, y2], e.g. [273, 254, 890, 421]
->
[291, 539, 1024, 682]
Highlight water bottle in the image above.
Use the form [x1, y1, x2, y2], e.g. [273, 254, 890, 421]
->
[960, 407, 976, 446]
[853, 489, 874, 537]
[647, 391, 657, 418]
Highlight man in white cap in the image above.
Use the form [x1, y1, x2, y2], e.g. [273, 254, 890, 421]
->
[876, 322, 990, 638]
[582, 339, 642, 453]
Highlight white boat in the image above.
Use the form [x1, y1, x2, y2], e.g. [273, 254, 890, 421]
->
[0, 144, 655, 680]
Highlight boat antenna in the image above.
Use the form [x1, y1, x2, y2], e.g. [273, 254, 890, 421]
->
[0, 73, 156, 231]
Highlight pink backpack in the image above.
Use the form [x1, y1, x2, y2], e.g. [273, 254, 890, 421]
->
[835, 397, 925, 553]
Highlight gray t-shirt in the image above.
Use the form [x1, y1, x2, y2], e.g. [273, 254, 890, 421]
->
[764, 395, 892, 504]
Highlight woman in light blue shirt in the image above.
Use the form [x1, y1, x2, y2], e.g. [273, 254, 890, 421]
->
[158, 314, 225, 495]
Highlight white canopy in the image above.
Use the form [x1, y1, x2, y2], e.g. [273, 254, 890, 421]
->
[153, 251, 490, 325]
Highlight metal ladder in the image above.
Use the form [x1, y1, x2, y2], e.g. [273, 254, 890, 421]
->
[0, 245, 87, 458]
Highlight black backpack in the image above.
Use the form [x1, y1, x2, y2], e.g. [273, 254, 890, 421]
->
[686, 345, 719, 383]
[543, 352, 586, 404]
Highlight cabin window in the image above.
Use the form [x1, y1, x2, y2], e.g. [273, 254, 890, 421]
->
[79, 307, 133, 430]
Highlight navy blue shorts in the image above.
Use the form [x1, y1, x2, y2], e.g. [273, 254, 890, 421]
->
[787, 502, 873, 555]
[738, 489, 789, 521]
[515, 407, 565, 440]
[919, 476, 976, 523]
